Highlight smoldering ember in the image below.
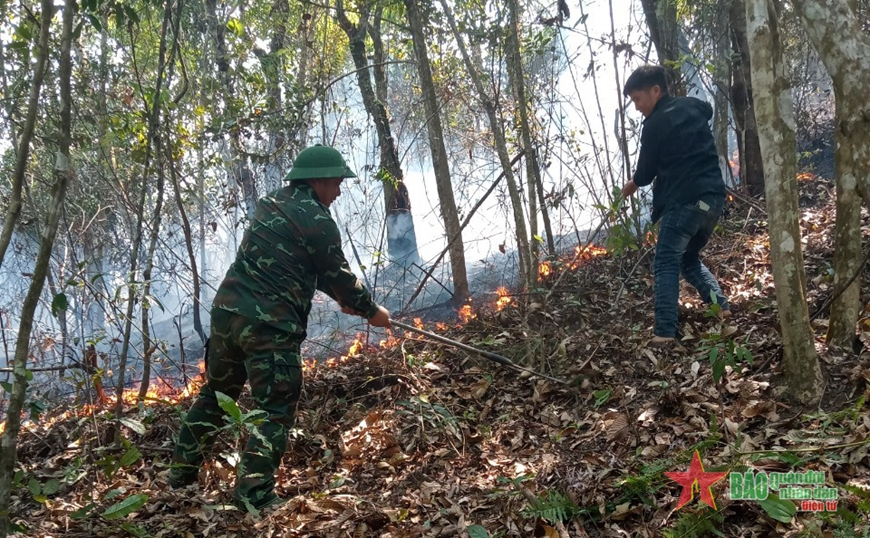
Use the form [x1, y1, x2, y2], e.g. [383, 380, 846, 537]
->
[0, 0, 869, 536]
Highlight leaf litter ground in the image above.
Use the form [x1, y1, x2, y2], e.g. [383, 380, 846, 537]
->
[8, 179, 870, 537]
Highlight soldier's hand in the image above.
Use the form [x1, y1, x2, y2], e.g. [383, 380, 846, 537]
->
[621, 180, 638, 199]
[340, 304, 359, 316]
[368, 305, 391, 329]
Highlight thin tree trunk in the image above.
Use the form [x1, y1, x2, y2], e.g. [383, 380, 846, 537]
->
[169, 126, 207, 344]
[790, 0, 870, 350]
[506, 0, 541, 268]
[730, 0, 766, 197]
[138, 154, 166, 401]
[403, 0, 469, 303]
[260, 0, 288, 194]
[713, 7, 732, 185]
[437, 0, 533, 291]
[0, 0, 75, 533]
[746, 0, 822, 405]
[114, 2, 174, 426]
[639, 0, 683, 94]
[336, 0, 421, 268]
[0, 0, 53, 269]
[205, 0, 256, 220]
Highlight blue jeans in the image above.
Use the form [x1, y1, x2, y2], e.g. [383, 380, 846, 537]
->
[653, 199, 729, 337]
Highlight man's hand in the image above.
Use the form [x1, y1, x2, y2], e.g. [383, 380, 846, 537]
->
[368, 305, 391, 328]
[340, 304, 358, 316]
[621, 180, 638, 199]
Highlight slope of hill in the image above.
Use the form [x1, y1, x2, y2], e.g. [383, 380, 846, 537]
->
[7, 178, 870, 537]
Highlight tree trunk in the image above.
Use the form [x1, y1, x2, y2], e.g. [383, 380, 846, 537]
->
[114, 1, 174, 426]
[790, 0, 870, 350]
[730, 0, 766, 197]
[138, 155, 167, 401]
[336, 0, 422, 268]
[169, 127, 207, 344]
[713, 7, 732, 185]
[438, 0, 533, 291]
[205, 0, 257, 220]
[639, 0, 683, 94]
[746, 0, 823, 405]
[260, 0, 288, 194]
[0, 0, 53, 269]
[403, 0, 469, 302]
[0, 0, 75, 533]
[506, 0, 542, 267]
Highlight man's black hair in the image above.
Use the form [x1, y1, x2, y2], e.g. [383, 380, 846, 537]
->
[623, 65, 670, 97]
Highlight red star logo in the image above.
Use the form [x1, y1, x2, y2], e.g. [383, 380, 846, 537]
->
[665, 450, 727, 509]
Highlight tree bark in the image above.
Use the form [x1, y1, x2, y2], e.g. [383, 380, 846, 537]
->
[0, 0, 75, 533]
[713, 6, 732, 185]
[639, 0, 683, 94]
[336, 0, 422, 268]
[403, 0, 469, 302]
[114, 1, 174, 426]
[169, 127, 207, 344]
[790, 0, 870, 349]
[730, 0, 766, 197]
[0, 0, 54, 270]
[438, 0, 533, 291]
[746, 0, 823, 405]
[506, 0, 544, 266]
[205, 0, 256, 220]
[138, 155, 166, 401]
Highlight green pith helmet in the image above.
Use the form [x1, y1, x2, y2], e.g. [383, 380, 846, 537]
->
[285, 144, 357, 182]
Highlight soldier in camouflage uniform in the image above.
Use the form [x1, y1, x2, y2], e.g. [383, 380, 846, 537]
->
[168, 145, 391, 512]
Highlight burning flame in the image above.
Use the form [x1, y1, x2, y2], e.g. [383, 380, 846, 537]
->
[459, 303, 476, 324]
[413, 317, 425, 329]
[796, 171, 816, 182]
[495, 287, 513, 311]
[435, 322, 448, 331]
[538, 261, 552, 280]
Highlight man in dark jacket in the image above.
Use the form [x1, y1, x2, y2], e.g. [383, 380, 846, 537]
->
[169, 145, 391, 511]
[620, 65, 730, 343]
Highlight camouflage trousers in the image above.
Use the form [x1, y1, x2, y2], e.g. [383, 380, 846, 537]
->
[169, 308, 303, 510]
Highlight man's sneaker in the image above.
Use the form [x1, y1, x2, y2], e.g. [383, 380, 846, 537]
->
[650, 335, 676, 345]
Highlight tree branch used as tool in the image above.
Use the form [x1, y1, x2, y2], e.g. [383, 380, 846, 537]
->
[391, 320, 568, 385]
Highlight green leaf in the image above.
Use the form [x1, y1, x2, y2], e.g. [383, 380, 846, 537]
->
[71, 503, 96, 519]
[103, 488, 124, 501]
[42, 478, 60, 495]
[119, 418, 146, 435]
[28, 477, 41, 496]
[467, 524, 489, 538]
[86, 13, 102, 31]
[102, 493, 148, 521]
[0, 381, 12, 393]
[758, 495, 796, 523]
[51, 292, 69, 317]
[216, 391, 242, 423]
[712, 360, 725, 383]
[227, 18, 243, 37]
[119, 446, 142, 468]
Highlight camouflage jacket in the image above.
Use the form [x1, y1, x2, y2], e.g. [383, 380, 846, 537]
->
[212, 183, 378, 339]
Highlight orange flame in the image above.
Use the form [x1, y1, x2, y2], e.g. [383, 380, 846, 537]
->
[538, 261, 553, 280]
[435, 322, 448, 331]
[413, 317, 425, 329]
[459, 303, 476, 324]
[796, 171, 815, 182]
[495, 287, 512, 311]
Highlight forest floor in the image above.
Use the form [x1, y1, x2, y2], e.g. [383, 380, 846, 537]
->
[7, 176, 870, 538]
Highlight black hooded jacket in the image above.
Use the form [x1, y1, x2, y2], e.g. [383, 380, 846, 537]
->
[633, 95, 726, 222]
